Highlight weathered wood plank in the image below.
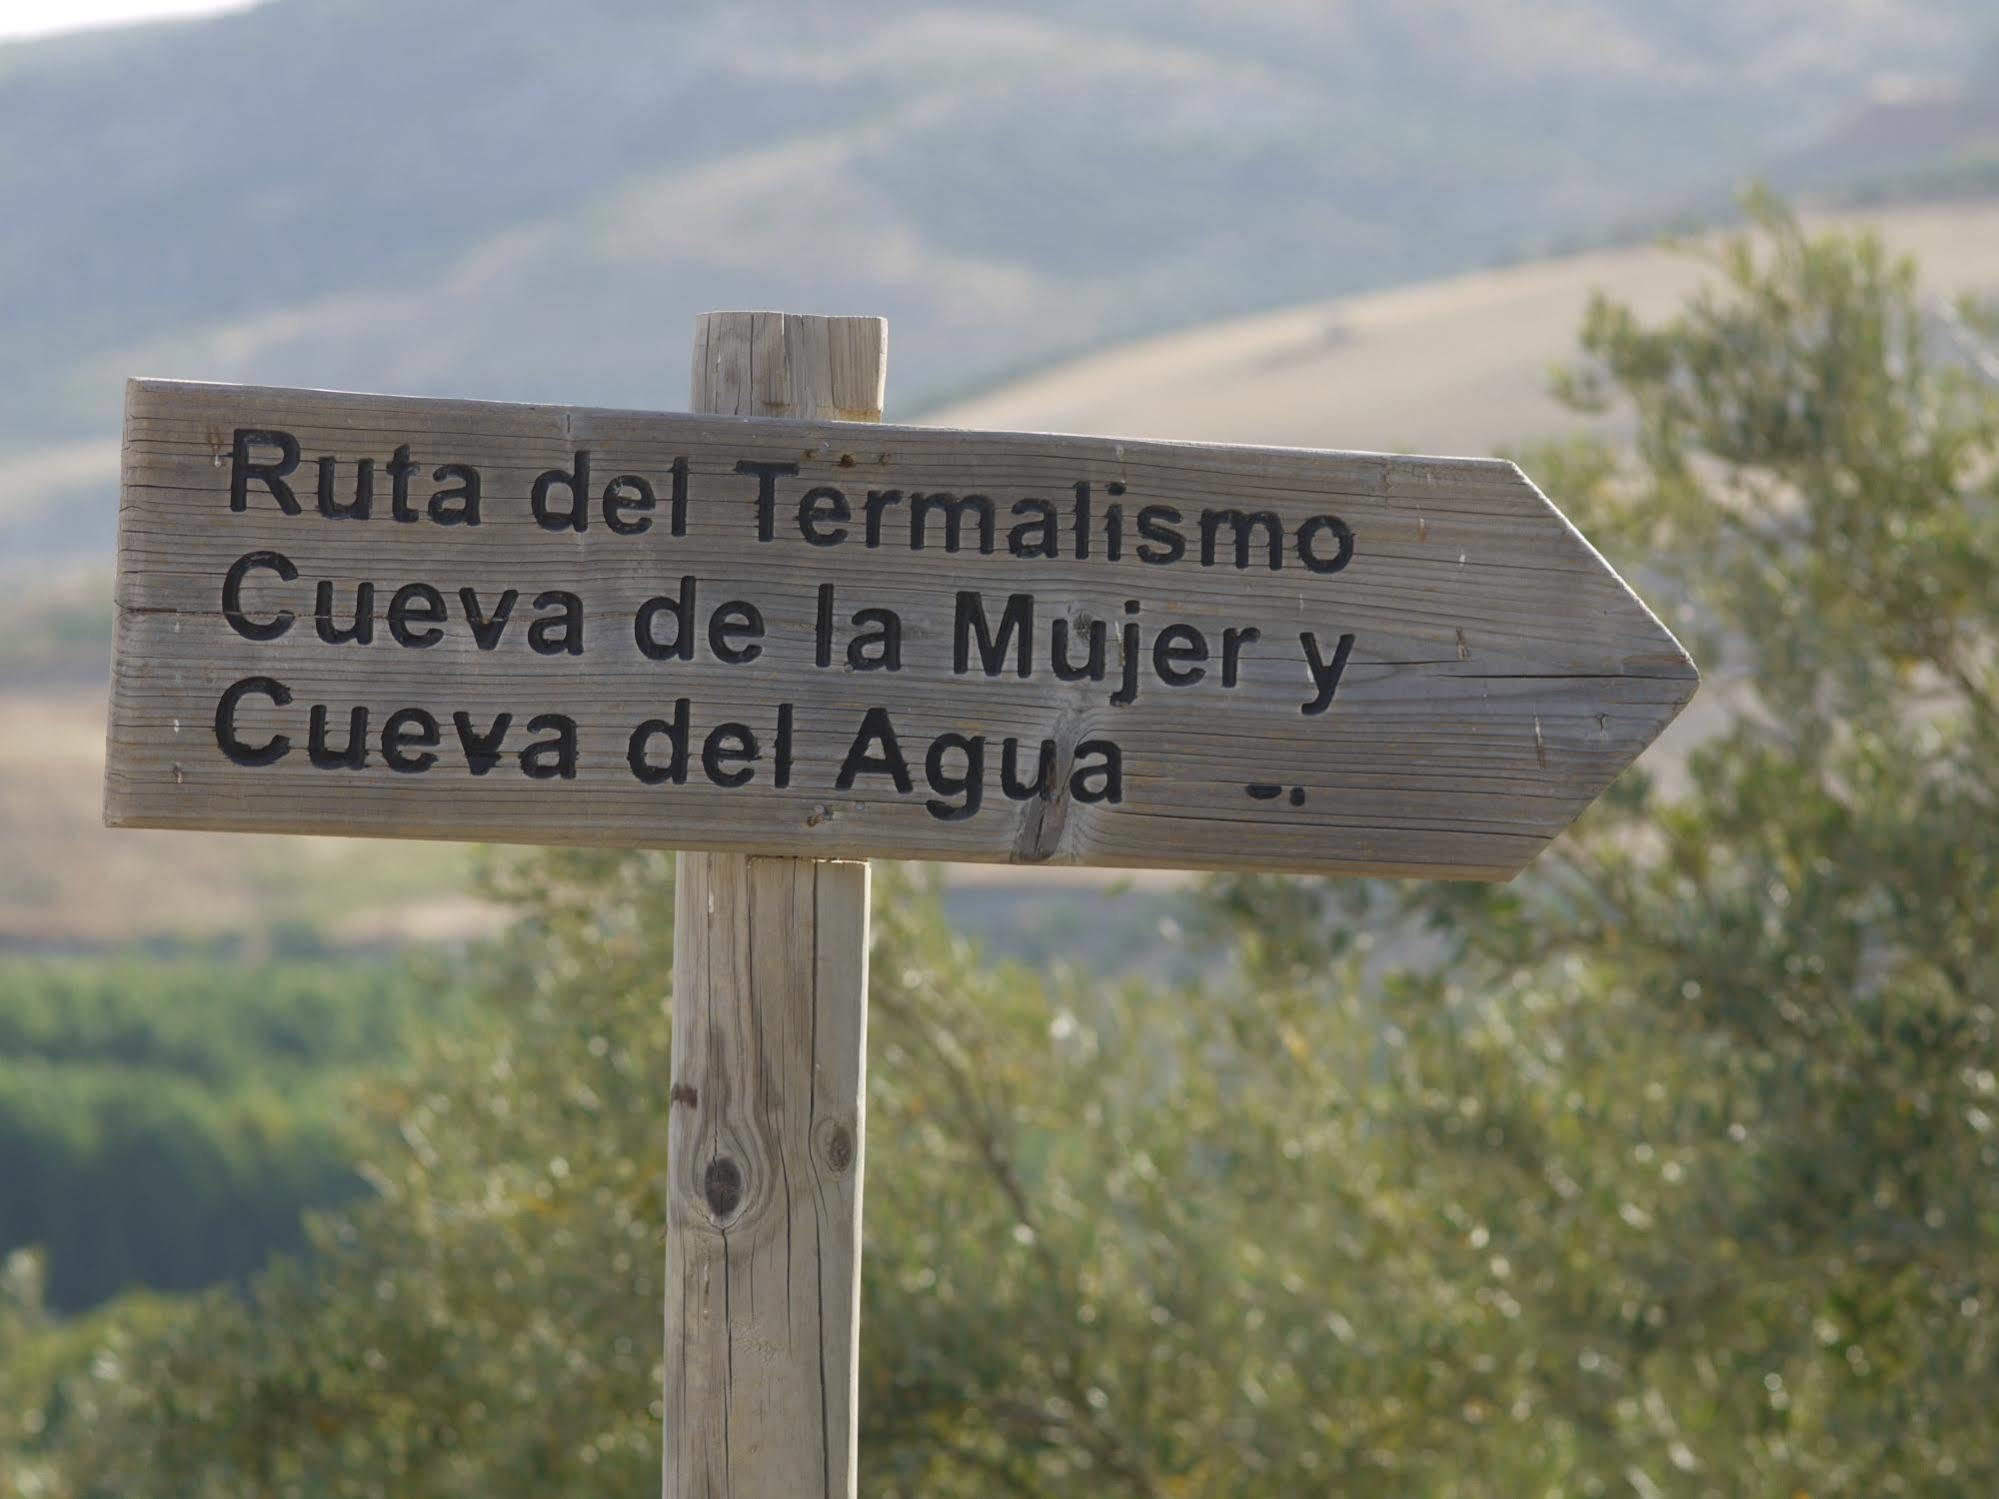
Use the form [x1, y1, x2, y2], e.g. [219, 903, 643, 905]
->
[105, 375, 1695, 879]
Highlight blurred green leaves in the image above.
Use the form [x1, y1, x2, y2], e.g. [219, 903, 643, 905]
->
[0, 956, 459, 1312]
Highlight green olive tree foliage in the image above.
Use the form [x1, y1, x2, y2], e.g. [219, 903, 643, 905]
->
[0, 956, 449, 1312]
[6, 202, 1995, 1497]
[1212, 196, 1999, 1493]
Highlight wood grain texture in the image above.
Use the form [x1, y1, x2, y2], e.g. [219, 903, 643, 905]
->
[105, 367, 1695, 880]
[665, 852, 869, 1499]
[667, 312, 878, 1499]
[690, 310, 886, 422]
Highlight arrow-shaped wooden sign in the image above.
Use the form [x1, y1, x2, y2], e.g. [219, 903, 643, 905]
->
[106, 377, 1694, 880]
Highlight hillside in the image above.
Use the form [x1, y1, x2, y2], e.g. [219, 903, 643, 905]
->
[930, 201, 1999, 452]
[1774, 45, 1999, 200]
[4, 0, 1999, 576]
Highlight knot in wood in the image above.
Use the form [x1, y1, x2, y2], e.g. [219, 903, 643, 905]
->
[702, 1156, 744, 1221]
[815, 1116, 857, 1177]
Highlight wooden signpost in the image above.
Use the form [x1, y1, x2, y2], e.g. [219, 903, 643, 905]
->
[105, 310, 1695, 1495]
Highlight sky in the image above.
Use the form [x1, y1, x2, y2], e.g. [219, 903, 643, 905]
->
[0, 0, 258, 44]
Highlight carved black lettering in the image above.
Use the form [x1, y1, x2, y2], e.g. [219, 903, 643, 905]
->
[315, 455, 372, 520]
[702, 723, 759, 788]
[387, 583, 447, 648]
[314, 581, 374, 646]
[1051, 615, 1106, 682]
[1153, 623, 1208, 687]
[381, 707, 440, 773]
[910, 492, 995, 554]
[309, 704, 369, 770]
[835, 707, 912, 793]
[737, 460, 800, 542]
[924, 733, 985, 821]
[531, 451, 591, 532]
[816, 583, 835, 668]
[221, 550, 296, 641]
[229, 429, 301, 515]
[635, 576, 697, 661]
[529, 590, 584, 657]
[428, 461, 481, 525]
[1201, 508, 1283, 570]
[954, 591, 1032, 678]
[709, 601, 765, 665]
[628, 700, 690, 785]
[1111, 600, 1141, 708]
[520, 713, 578, 780]
[1001, 738, 1056, 800]
[389, 446, 420, 522]
[1300, 631, 1357, 716]
[459, 587, 517, 651]
[799, 485, 850, 546]
[1136, 503, 1185, 565]
[667, 456, 689, 537]
[1070, 740, 1123, 803]
[453, 711, 513, 775]
[1007, 497, 1061, 559]
[1297, 514, 1354, 574]
[1220, 626, 1261, 687]
[214, 676, 291, 766]
[863, 489, 902, 547]
[603, 474, 655, 535]
[847, 607, 901, 671]
[1104, 482, 1126, 561]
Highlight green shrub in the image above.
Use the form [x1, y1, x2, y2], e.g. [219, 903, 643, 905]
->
[0, 955, 458, 1310]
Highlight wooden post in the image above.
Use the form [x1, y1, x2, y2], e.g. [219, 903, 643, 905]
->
[665, 312, 884, 1498]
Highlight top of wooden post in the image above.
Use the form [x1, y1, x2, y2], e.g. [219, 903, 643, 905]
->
[690, 311, 886, 423]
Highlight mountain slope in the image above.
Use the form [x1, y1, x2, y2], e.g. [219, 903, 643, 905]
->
[3, 0, 1997, 573]
[929, 201, 1999, 455]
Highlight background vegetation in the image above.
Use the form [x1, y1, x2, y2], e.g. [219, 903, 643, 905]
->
[0, 956, 457, 1311]
[0, 203, 1991, 1495]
